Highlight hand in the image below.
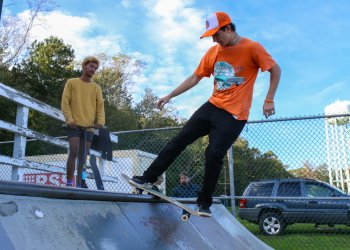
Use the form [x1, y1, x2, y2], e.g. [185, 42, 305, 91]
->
[157, 95, 171, 110]
[95, 123, 103, 129]
[67, 122, 77, 129]
[263, 102, 275, 119]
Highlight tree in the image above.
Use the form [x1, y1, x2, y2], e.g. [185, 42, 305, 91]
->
[13, 36, 76, 107]
[93, 53, 145, 131]
[290, 161, 329, 183]
[11, 36, 77, 135]
[135, 88, 180, 129]
[0, 1, 57, 141]
[0, 0, 55, 66]
[0, 63, 18, 142]
[94, 53, 139, 109]
[93, 54, 181, 131]
[231, 138, 292, 195]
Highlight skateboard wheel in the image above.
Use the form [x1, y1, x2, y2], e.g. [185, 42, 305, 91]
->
[181, 214, 189, 222]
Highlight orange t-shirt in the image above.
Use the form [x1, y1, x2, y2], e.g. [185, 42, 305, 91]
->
[194, 38, 276, 120]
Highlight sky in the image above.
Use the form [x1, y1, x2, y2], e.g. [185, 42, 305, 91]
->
[2, 0, 350, 121]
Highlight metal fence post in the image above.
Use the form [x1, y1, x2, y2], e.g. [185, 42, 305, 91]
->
[0, 0, 3, 21]
[227, 145, 236, 217]
[11, 105, 29, 181]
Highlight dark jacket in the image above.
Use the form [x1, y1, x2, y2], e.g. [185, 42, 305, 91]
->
[172, 183, 200, 198]
[91, 128, 112, 160]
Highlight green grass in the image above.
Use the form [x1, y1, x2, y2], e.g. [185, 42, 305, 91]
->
[238, 218, 350, 250]
[226, 207, 350, 250]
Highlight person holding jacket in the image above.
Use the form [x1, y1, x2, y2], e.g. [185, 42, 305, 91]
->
[61, 56, 105, 188]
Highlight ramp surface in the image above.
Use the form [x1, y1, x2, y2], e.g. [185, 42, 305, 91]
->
[0, 181, 272, 250]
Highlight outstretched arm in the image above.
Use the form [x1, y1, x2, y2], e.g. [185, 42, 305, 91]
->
[263, 63, 281, 118]
[157, 73, 202, 110]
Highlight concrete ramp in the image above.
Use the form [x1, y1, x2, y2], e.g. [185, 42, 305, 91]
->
[0, 181, 271, 250]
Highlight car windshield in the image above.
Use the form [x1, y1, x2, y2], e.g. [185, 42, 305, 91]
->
[320, 182, 347, 196]
[304, 180, 349, 197]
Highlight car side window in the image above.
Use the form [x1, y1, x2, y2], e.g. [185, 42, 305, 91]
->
[247, 183, 274, 197]
[277, 182, 302, 197]
[305, 183, 333, 197]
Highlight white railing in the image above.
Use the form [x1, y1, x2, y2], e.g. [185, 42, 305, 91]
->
[0, 82, 119, 184]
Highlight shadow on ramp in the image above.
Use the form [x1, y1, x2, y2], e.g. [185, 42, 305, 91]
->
[0, 181, 272, 250]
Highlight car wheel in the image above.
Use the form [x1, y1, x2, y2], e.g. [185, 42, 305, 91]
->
[259, 212, 286, 236]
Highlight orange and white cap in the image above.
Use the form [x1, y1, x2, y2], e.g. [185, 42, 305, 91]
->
[200, 12, 232, 39]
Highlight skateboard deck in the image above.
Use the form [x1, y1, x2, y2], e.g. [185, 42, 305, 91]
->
[121, 173, 205, 221]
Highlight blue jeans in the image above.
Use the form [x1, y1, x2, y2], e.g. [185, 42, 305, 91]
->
[144, 101, 246, 207]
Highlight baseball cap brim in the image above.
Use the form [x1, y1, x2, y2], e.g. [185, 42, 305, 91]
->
[200, 27, 220, 39]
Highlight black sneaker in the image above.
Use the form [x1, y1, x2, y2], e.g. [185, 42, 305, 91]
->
[132, 187, 143, 194]
[151, 185, 160, 192]
[129, 176, 153, 189]
[196, 205, 212, 217]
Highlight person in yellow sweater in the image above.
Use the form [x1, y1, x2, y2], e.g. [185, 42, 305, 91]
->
[61, 56, 105, 187]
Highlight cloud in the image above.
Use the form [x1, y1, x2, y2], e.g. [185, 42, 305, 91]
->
[145, 0, 208, 64]
[18, 10, 123, 59]
[134, 0, 213, 116]
[121, 0, 131, 8]
[14, 1, 214, 118]
[308, 81, 346, 104]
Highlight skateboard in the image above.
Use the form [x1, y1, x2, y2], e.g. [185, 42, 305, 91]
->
[121, 173, 204, 221]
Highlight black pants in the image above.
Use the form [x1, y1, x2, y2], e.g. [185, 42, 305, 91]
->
[144, 102, 246, 207]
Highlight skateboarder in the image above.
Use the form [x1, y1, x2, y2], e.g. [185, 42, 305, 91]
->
[130, 11, 281, 216]
[61, 56, 105, 187]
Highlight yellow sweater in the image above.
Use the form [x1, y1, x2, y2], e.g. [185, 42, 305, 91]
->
[61, 78, 105, 127]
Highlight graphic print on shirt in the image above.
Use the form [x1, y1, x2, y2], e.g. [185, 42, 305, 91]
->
[214, 61, 245, 91]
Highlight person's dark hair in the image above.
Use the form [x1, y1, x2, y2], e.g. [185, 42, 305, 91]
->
[220, 23, 236, 32]
[179, 171, 189, 178]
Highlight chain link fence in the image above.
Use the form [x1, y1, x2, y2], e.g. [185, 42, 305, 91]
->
[1, 114, 350, 249]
